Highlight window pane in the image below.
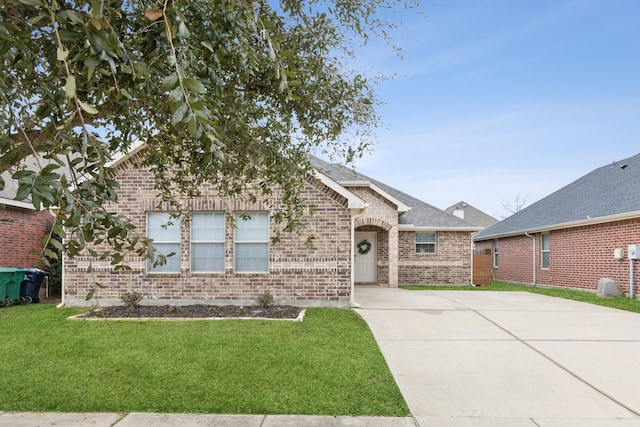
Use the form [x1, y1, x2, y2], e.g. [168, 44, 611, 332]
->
[416, 244, 435, 254]
[148, 243, 180, 272]
[192, 213, 225, 242]
[416, 233, 435, 254]
[147, 213, 181, 272]
[192, 243, 224, 272]
[235, 213, 269, 241]
[235, 243, 269, 272]
[542, 252, 550, 269]
[416, 233, 435, 243]
[148, 213, 180, 242]
[541, 234, 550, 251]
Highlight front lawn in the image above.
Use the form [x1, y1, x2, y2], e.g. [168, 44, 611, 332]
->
[401, 282, 640, 314]
[0, 305, 408, 416]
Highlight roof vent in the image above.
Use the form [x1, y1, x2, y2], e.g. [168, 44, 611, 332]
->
[620, 164, 628, 169]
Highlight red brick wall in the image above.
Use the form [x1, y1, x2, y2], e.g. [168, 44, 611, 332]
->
[476, 217, 640, 293]
[0, 206, 53, 268]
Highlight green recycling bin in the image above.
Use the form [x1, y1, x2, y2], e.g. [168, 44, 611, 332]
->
[0, 267, 25, 307]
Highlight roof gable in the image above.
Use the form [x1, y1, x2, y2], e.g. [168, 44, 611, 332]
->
[445, 201, 498, 228]
[310, 156, 479, 230]
[476, 153, 640, 240]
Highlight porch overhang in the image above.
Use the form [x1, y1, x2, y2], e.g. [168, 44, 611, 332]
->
[337, 180, 411, 213]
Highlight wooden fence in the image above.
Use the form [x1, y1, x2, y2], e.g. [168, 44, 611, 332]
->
[472, 249, 493, 286]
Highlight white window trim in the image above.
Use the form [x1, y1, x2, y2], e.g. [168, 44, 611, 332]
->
[493, 239, 499, 268]
[415, 232, 436, 255]
[541, 234, 550, 270]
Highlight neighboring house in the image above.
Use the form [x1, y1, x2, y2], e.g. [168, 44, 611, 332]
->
[0, 171, 54, 268]
[445, 201, 498, 229]
[475, 153, 640, 294]
[62, 146, 481, 307]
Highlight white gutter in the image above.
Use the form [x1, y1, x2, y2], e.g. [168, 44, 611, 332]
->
[349, 206, 369, 307]
[525, 232, 536, 286]
[399, 224, 483, 232]
[476, 210, 640, 241]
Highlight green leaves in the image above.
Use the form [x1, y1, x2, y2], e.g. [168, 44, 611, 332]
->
[161, 73, 179, 91]
[1, 0, 409, 275]
[183, 77, 206, 94]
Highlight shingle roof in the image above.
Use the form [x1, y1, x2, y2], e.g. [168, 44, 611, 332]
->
[310, 156, 478, 229]
[445, 201, 498, 228]
[475, 152, 640, 240]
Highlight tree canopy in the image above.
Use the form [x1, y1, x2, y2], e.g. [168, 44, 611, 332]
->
[0, 0, 421, 267]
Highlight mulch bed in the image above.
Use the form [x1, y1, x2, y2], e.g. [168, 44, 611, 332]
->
[77, 304, 304, 320]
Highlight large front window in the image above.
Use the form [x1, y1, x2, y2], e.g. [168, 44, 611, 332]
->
[191, 213, 225, 272]
[147, 212, 181, 273]
[234, 213, 269, 272]
[416, 233, 436, 254]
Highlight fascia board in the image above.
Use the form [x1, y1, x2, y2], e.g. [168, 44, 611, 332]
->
[474, 210, 640, 241]
[338, 180, 411, 213]
[314, 172, 368, 209]
[0, 197, 37, 210]
[107, 139, 147, 169]
[399, 224, 483, 232]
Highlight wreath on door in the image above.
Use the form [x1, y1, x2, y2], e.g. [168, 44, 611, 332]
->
[357, 239, 372, 255]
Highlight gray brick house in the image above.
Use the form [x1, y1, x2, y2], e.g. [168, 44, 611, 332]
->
[62, 146, 480, 307]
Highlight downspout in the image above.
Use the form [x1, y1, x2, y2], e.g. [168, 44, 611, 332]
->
[525, 232, 536, 286]
[630, 258, 635, 299]
[350, 207, 368, 307]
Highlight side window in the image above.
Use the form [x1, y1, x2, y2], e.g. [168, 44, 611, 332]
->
[191, 213, 225, 272]
[541, 234, 550, 269]
[416, 233, 436, 254]
[147, 212, 181, 273]
[493, 239, 499, 268]
[234, 213, 269, 272]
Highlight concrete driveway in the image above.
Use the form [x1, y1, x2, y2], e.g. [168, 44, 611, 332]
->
[354, 287, 640, 427]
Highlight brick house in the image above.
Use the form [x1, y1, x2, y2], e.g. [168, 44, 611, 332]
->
[474, 153, 640, 295]
[62, 146, 480, 307]
[0, 171, 54, 268]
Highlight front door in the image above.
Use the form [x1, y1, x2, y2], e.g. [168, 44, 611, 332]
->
[355, 232, 377, 283]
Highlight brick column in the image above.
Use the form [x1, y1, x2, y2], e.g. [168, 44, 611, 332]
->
[388, 226, 398, 287]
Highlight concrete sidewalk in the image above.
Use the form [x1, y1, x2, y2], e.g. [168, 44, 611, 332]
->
[354, 287, 640, 426]
[0, 412, 416, 426]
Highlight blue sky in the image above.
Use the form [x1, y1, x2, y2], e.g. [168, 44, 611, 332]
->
[322, 0, 640, 219]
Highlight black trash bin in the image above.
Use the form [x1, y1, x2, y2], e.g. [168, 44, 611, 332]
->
[20, 268, 48, 303]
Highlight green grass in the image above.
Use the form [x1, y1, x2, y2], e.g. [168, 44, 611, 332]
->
[0, 305, 408, 416]
[401, 282, 640, 314]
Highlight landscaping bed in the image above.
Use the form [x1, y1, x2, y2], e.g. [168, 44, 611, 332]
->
[78, 304, 304, 319]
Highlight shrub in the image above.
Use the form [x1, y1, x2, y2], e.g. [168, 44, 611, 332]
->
[255, 290, 274, 308]
[121, 291, 142, 308]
